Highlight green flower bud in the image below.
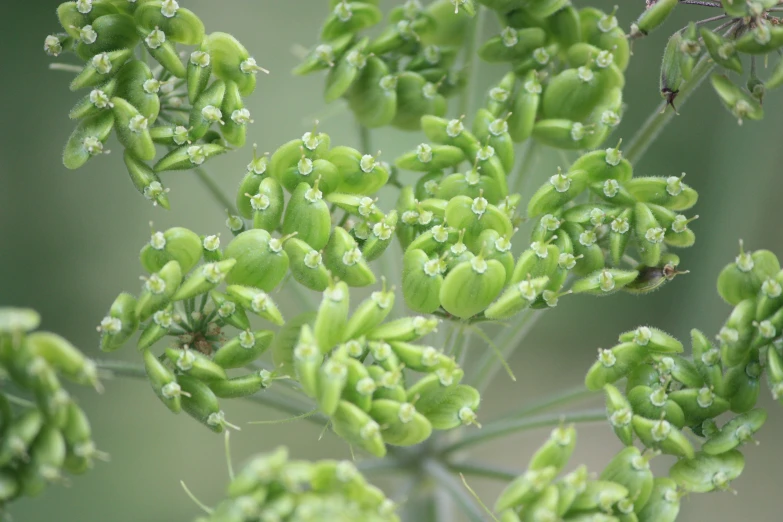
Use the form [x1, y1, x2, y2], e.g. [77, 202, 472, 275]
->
[323, 228, 376, 287]
[135, 1, 206, 45]
[153, 143, 227, 172]
[164, 346, 227, 382]
[142, 348, 182, 413]
[702, 408, 767, 455]
[631, 415, 694, 459]
[569, 479, 629, 513]
[585, 343, 649, 392]
[600, 446, 655, 513]
[529, 424, 577, 474]
[213, 330, 274, 370]
[223, 229, 289, 292]
[717, 242, 780, 305]
[669, 450, 745, 493]
[495, 466, 558, 512]
[98, 292, 139, 352]
[26, 332, 99, 390]
[331, 400, 386, 457]
[225, 285, 285, 326]
[63, 111, 115, 170]
[313, 281, 350, 353]
[178, 374, 234, 433]
[70, 49, 133, 91]
[367, 316, 439, 342]
[636, 478, 680, 522]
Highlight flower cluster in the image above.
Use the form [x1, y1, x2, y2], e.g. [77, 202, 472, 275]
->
[393, 88, 698, 321]
[476, 3, 629, 149]
[194, 447, 399, 522]
[0, 308, 104, 510]
[44, 0, 266, 207]
[634, 0, 783, 120]
[294, 0, 473, 130]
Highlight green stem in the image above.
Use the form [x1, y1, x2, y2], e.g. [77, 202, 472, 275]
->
[439, 409, 606, 455]
[448, 461, 522, 482]
[504, 385, 594, 419]
[94, 359, 327, 424]
[193, 167, 239, 216]
[472, 308, 541, 393]
[358, 121, 372, 154]
[424, 460, 486, 522]
[458, 7, 487, 118]
[624, 56, 715, 165]
[511, 139, 539, 195]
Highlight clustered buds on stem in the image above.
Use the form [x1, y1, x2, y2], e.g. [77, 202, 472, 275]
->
[45, 1, 268, 207]
[0, 308, 105, 510]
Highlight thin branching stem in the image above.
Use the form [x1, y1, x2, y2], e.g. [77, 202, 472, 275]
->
[439, 409, 607, 455]
[448, 461, 522, 482]
[625, 55, 716, 165]
[679, 0, 721, 7]
[424, 460, 486, 522]
[458, 7, 487, 118]
[193, 167, 239, 216]
[503, 385, 595, 419]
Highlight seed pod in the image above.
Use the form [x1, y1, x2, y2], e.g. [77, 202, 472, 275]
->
[717, 244, 780, 305]
[208, 370, 270, 399]
[321, 1, 383, 40]
[669, 450, 744, 494]
[711, 73, 764, 124]
[655, 354, 703, 389]
[445, 195, 513, 250]
[332, 399, 386, 457]
[26, 332, 98, 389]
[70, 49, 134, 91]
[314, 281, 350, 352]
[69, 79, 118, 120]
[415, 382, 480, 430]
[767, 346, 783, 401]
[541, 65, 610, 122]
[135, 260, 182, 321]
[632, 415, 694, 459]
[164, 347, 226, 381]
[529, 424, 577, 474]
[561, 222, 604, 277]
[572, 144, 633, 184]
[527, 169, 589, 218]
[213, 330, 274, 370]
[485, 72, 515, 117]
[395, 144, 466, 173]
[271, 311, 315, 377]
[0, 409, 44, 466]
[122, 151, 170, 208]
[323, 227, 376, 287]
[250, 177, 285, 232]
[724, 359, 761, 413]
[139, 24, 185, 78]
[569, 479, 628, 513]
[472, 109, 514, 172]
[617, 326, 683, 354]
[63, 111, 115, 170]
[294, 33, 352, 76]
[368, 399, 433, 446]
[604, 384, 635, 446]
[178, 374, 233, 433]
[134, 1, 205, 45]
[114, 60, 161, 124]
[719, 299, 756, 367]
[362, 211, 397, 262]
[142, 348, 182, 413]
[699, 28, 742, 75]
[585, 343, 648, 391]
[495, 466, 559, 512]
[478, 27, 547, 63]
[439, 254, 506, 319]
[572, 269, 639, 296]
[186, 43, 213, 104]
[369, 364, 406, 402]
[99, 292, 139, 352]
[702, 408, 767, 457]
[630, 0, 677, 38]
[223, 229, 288, 291]
[485, 276, 548, 320]
[636, 477, 680, 522]
[754, 272, 783, 320]
[236, 151, 268, 219]
[367, 316, 439, 342]
[478, 228, 515, 283]
[392, 72, 448, 131]
[225, 285, 285, 325]
[188, 80, 226, 140]
[110, 97, 155, 160]
[624, 175, 697, 211]
[171, 259, 236, 301]
[628, 385, 686, 428]
[402, 249, 444, 314]
[734, 23, 783, 55]
[154, 143, 227, 172]
[136, 306, 174, 350]
[659, 32, 683, 110]
[600, 446, 654, 513]
[210, 291, 251, 330]
[284, 238, 330, 292]
[205, 32, 263, 96]
[313, 357, 348, 416]
[25, 424, 66, 488]
[343, 286, 395, 341]
[420, 116, 482, 158]
[327, 146, 385, 195]
[325, 38, 370, 103]
[282, 181, 332, 252]
[668, 387, 730, 426]
[140, 227, 202, 274]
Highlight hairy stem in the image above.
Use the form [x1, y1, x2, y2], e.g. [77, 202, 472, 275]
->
[193, 167, 239, 216]
[94, 359, 328, 424]
[458, 7, 487, 118]
[439, 409, 606, 455]
[424, 460, 486, 522]
[448, 461, 522, 482]
[625, 56, 715, 165]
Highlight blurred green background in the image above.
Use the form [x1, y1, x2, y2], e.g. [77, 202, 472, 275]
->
[2, 1, 783, 520]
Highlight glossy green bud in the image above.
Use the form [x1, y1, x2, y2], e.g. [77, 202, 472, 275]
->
[99, 292, 139, 352]
[225, 285, 285, 326]
[70, 49, 133, 91]
[618, 326, 683, 354]
[479, 27, 547, 63]
[396, 143, 466, 172]
[735, 23, 783, 55]
[63, 111, 115, 170]
[134, 1, 205, 45]
[206, 32, 264, 96]
[495, 466, 558, 512]
[123, 151, 170, 208]
[439, 254, 506, 319]
[717, 243, 780, 305]
[569, 479, 628, 513]
[346, 56, 397, 128]
[367, 316, 439, 342]
[115, 60, 160, 124]
[178, 374, 233, 433]
[0, 409, 44, 466]
[668, 387, 730, 426]
[604, 384, 635, 446]
[224, 229, 289, 291]
[572, 144, 633, 184]
[213, 330, 274, 370]
[392, 72, 447, 131]
[136, 260, 182, 322]
[140, 227, 202, 274]
[327, 146, 386, 195]
[527, 168, 589, 218]
[323, 227, 376, 287]
[630, 0, 677, 38]
[154, 143, 227, 172]
[208, 370, 271, 399]
[724, 359, 761, 413]
[572, 269, 639, 296]
[110, 97, 155, 160]
[314, 281, 350, 352]
[585, 343, 648, 391]
[210, 291, 250, 330]
[485, 276, 548, 320]
[164, 346, 226, 381]
[636, 478, 680, 522]
[236, 149, 268, 219]
[669, 450, 744, 493]
[600, 446, 654, 513]
[625, 175, 697, 211]
[284, 238, 330, 292]
[331, 400, 386, 457]
[421, 115, 482, 158]
[321, 1, 383, 41]
[529, 424, 576, 474]
[402, 249, 444, 314]
[325, 38, 369, 103]
[702, 408, 767, 455]
[142, 348, 182, 413]
[369, 399, 433, 446]
[628, 384, 686, 428]
[632, 415, 694, 459]
[250, 177, 285, 232]
[69, 79, 118, 120]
